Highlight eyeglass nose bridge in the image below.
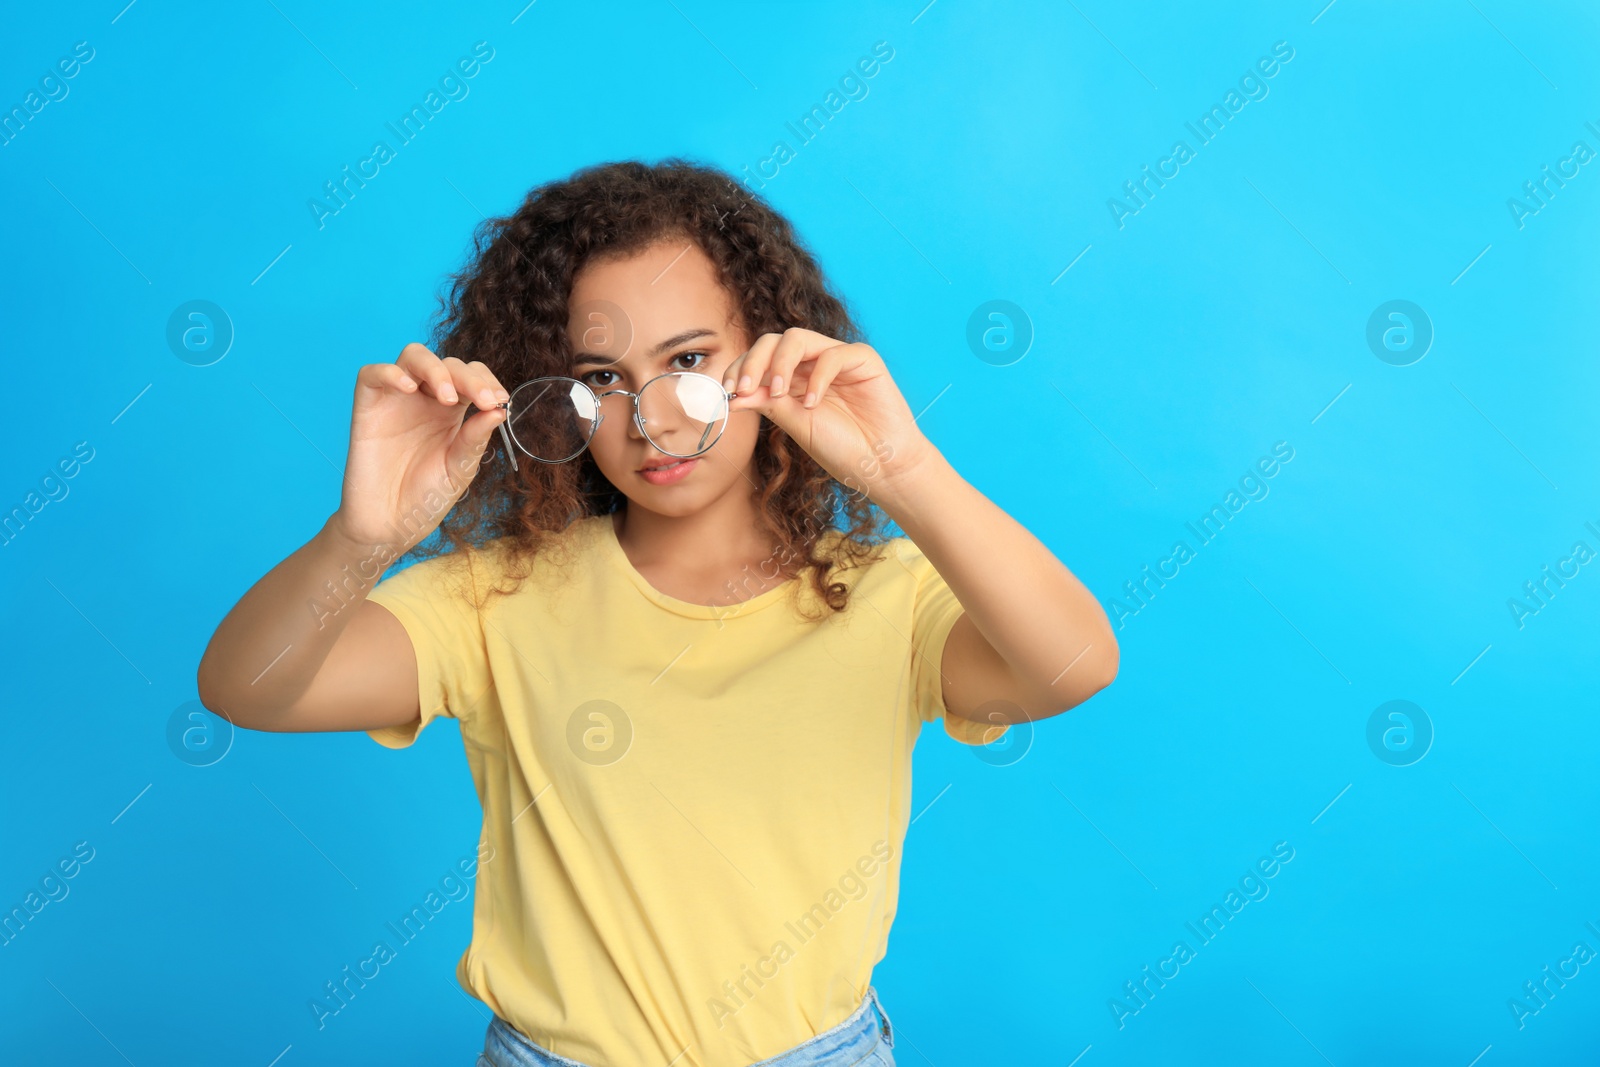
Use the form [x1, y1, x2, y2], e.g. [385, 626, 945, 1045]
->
[496, 373, 737, 470]
[593, 387, 652, 438]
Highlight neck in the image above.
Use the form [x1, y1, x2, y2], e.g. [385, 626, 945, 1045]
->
[612, 475, 813, 598]
[613, 487, 766, 567]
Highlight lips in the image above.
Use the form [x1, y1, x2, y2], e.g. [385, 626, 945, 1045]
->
[640, 458, 687, 471]
[639, 456, 699, 485]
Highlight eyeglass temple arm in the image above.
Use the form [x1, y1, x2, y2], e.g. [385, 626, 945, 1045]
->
[687, 388, 739, 454]
[495, 404, 519, 472]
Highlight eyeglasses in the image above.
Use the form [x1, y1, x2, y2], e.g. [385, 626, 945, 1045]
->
[494, 371, 740, 470]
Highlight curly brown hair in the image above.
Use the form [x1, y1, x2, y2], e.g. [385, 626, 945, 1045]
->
[402, 158, 895, 618]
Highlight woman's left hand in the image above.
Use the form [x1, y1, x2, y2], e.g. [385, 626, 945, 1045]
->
[720, 328, 938, 500]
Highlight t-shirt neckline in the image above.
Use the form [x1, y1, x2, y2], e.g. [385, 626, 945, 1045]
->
[597, 513, 800, 620]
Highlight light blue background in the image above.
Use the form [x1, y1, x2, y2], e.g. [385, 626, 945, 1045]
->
[3, 1, 1597, 1064]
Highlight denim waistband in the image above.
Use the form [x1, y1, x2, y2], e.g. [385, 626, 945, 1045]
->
[481, 986, 894, 1067]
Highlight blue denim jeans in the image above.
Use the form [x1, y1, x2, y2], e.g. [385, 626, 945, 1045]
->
[476, 986, 897, 1067]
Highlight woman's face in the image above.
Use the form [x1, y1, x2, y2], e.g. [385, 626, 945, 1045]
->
[564, 236, 761, 517]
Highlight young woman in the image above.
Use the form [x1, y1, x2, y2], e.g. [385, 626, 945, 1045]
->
[197, 160, 1118, 1067]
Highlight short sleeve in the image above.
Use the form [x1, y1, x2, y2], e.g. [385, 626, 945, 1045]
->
[364, 547, 489, 749]
[892, 538, 1010, 748]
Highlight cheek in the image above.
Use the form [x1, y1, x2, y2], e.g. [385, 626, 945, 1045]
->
[584, 419, 631, 472]
[694, 412, 760, 483]
[719, 411, 762, 456]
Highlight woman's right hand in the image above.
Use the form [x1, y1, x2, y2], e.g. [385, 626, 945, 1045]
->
[329, 342, 510, 550]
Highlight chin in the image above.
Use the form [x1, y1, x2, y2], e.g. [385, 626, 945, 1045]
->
[603, 469, 712, 516]
[622, 490, 716, 521]
[646, 496, 710, 518]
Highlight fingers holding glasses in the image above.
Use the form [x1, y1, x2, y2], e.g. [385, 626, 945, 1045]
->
[444, 359, 511, 410]
[766, 327, 832, 401]
[357, 360, 421, 401]
[724, 328, 832, 405]
[464, 360, 513, 410]
[722, 332, 777, 399]
[446, 390, 515, 474]
[395, 343, 458, 404]
[395, 343, 511, 410]
[794, 344, 858, 409]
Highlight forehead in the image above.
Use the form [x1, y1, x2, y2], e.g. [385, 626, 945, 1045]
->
[566, 238, 739, 359]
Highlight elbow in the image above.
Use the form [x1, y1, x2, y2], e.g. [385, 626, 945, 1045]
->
[195, 658, 219, 714]
[194, 669, 234, 730]
[195, 659, 262, 732]
[1044, 639, 1118, 715]
[1082, 624, 1120, 696]
[1095, 639, 1120, 692]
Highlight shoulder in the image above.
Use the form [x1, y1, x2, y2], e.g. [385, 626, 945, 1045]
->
[874, 537, 957, 615]
[882, 535, 936, 580]
[812, 534, 936, 602]
[803, 531, 929, 575]
[380, 518, 604, 601]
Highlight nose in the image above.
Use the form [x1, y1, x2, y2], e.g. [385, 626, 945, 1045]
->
[635, 385, 692, 452]
[623, 397, 649, 442]
[594, 390, 646, 444]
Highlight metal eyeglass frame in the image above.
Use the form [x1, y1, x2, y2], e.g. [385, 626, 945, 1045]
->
[493, 371, 740, 471]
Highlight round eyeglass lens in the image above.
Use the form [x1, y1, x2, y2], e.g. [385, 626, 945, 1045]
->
[507, 377, 601, 463]
[637, 373, 730, 458]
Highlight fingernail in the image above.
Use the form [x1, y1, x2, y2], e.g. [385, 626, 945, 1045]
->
[771, 376, 783, 396]
[442, 386, 457, 402]
[804, 392, 817, 407]
[738, 375, 751, 393]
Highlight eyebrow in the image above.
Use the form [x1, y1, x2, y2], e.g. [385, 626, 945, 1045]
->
[572, 328, 718, 368]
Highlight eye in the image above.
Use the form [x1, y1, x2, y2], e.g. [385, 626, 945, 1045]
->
[579, 369, 619, 388]
[671, 350, 709, 372]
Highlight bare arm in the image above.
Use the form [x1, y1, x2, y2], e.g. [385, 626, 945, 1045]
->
[876, 447, 1119, 724]
[196, 515, 420, 732]
[196, 344, 510, 733]
[713, 326, 1118, 728]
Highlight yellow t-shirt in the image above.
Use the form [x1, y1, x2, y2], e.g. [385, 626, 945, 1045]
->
[364, 513, 1004, 1067]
